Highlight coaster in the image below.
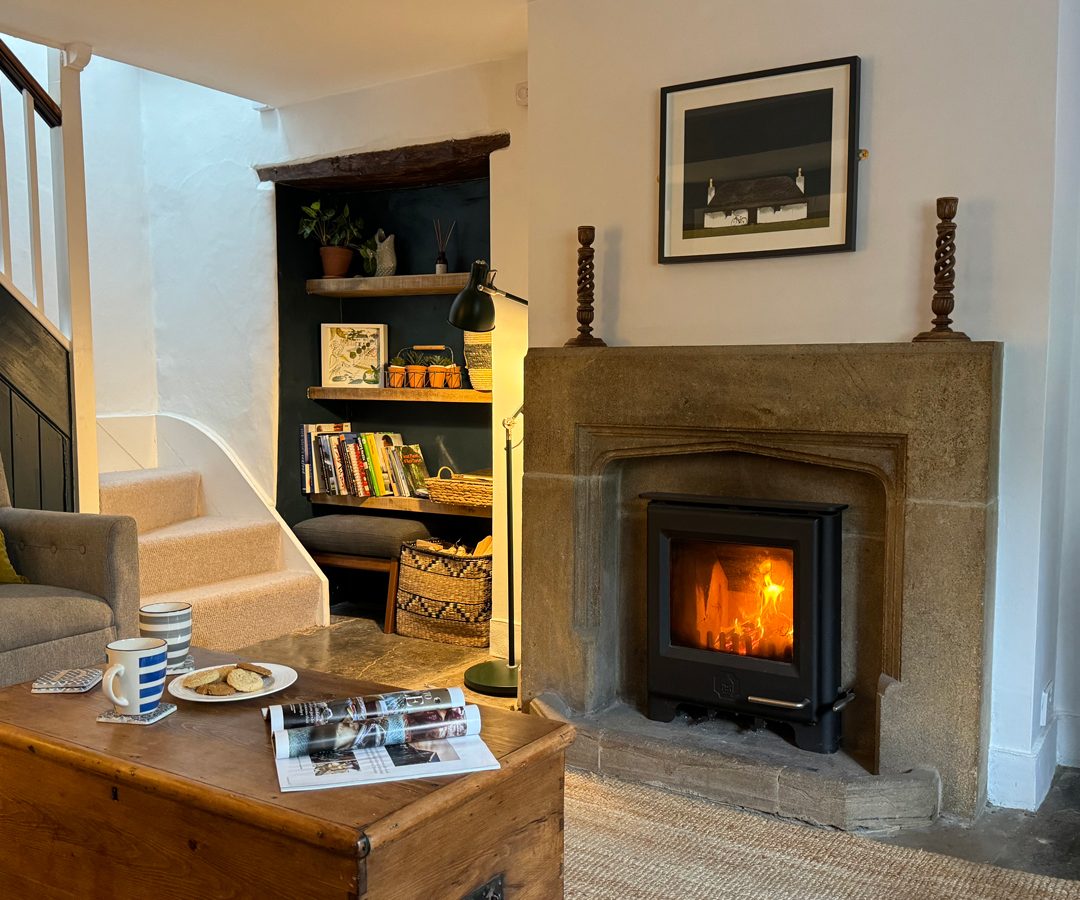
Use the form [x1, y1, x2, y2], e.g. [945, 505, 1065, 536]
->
[167, 654, 196, 675]
[97, 702, 177, 726]
[32, 668, 103, 694]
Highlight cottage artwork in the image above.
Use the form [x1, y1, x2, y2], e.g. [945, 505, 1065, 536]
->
[681, 88, 835, 240]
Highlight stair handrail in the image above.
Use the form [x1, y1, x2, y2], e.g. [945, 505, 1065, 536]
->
[0, 38, 61, 127]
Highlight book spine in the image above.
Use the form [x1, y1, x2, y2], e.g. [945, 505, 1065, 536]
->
[332, 435, 353, 496]
[362, 433, 385, 496]
[389, 447, 411, 498]
[300, 426, 310, 494]
[317, 434, 337, 495]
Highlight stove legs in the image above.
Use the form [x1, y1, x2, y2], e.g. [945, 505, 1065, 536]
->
[646, 694, 679, 723]
[790, 712, 841, 754]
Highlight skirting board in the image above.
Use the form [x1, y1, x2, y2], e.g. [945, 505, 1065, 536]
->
[987, 718, 1058, 810]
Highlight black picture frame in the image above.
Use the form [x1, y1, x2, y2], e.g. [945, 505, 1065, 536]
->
[658, 57, 860, 264]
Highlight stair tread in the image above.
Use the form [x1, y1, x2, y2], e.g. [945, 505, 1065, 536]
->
[142, 569, 321, 604]
[100, 467, 200, 487]
[140, 515, 278, 542]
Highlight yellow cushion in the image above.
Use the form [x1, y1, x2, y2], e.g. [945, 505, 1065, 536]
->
[0, 529, 28, 585]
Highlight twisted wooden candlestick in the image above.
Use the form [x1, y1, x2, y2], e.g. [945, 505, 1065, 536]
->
[565, 225, 607, 347]
[913, 197, 970, 342]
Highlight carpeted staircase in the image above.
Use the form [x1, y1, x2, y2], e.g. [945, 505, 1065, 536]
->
[100, 467, 322, 651]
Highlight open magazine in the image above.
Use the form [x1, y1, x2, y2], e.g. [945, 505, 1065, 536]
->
[265, 689, 499, 792]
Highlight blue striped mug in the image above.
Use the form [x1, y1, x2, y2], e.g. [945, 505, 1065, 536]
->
[102, 637, 168, 716]
[139, 601, 192, 671]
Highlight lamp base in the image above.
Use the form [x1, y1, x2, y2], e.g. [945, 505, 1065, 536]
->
[464, 660, 519, 697]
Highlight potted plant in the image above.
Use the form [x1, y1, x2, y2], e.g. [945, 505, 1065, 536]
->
[446, 362, 463, 389]
[298, 200, 364, 277]
[386, 355, 407, 388]
[402, 349, 427, 389]
[426, 355, 453, 389]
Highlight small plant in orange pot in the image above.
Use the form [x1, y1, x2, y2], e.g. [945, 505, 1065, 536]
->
[426, 355, 453, 389]
[402, 350, 427, 389]
[386, 356, 407, 388]
[446, 364, 463, 389]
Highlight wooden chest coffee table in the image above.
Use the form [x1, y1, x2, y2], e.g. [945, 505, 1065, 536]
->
[0, 651, 573, 899]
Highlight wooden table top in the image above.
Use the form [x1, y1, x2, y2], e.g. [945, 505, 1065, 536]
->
[0, 649, 573, 858]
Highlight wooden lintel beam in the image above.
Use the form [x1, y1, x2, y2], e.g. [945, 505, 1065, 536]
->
[0, 40, 61, 128]
[256, 133, 510, 191]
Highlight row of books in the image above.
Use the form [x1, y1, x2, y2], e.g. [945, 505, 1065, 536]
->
[300, 423, 431, 498]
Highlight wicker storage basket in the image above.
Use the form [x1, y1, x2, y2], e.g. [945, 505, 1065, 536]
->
[463, 331, 492, 391]
[395, 541, 493, 646]
[425, 467, 494, 508]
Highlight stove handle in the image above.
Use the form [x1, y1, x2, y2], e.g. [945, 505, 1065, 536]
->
[747, 695, 809, 710]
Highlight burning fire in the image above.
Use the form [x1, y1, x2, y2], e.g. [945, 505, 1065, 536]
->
[671, 544, 795, 662]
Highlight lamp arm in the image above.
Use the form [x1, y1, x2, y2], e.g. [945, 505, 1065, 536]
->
[479, 283, 529, 306]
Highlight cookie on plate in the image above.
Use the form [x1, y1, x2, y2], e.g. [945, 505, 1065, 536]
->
[237, 662, 272, 678]
[183, 668, 224, 689]
[226, 668, 265, 693]
[195, 682, 237, 696]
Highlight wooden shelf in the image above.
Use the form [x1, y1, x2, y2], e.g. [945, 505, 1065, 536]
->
[308, 494, 491, 518]
[306, 273, 470, 297]
[307, 386, 491, 403]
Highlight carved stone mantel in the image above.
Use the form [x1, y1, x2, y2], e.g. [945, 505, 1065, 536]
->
[521, 343, 1001, 816]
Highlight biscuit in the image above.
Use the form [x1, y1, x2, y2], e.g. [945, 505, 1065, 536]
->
[226, 668, 265, 693]
[237, 662, 272, 678]
[196, 682, 236, 696]
[183, 668, 223, 689]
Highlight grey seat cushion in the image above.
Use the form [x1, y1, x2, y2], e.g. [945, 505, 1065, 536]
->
[293, 515, 431, 559]
[0, 584, 115, 653]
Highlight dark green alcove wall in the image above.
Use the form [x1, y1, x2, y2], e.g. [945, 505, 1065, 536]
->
[275, 179, 493, 529]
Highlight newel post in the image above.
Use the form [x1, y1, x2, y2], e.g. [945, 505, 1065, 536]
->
[49, 43, 99, 512]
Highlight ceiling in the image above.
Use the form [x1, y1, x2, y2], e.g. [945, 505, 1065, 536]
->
[0, 0, 527, 107]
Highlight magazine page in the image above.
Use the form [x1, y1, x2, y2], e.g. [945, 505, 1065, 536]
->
[263, 686, 465, 732]
[273, 705, 479, 759]
[275, 734, 500, 792]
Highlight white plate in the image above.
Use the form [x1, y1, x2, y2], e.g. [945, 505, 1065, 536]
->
[167, 662, 297, 703]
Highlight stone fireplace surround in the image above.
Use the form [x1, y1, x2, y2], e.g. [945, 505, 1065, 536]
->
[521, 344, 1001, 823]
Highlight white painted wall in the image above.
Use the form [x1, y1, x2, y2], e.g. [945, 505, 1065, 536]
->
[81, 57, 158, 414]
[527, 0, 1073, 809]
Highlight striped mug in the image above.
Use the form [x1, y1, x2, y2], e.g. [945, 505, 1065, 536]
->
[102, 637, 168, 716]
[140, 601, 192, 671]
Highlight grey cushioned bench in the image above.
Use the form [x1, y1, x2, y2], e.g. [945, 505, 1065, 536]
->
[293, 515, 431, 633]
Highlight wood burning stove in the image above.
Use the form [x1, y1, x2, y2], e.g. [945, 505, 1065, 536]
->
[644, 493, 849, 753]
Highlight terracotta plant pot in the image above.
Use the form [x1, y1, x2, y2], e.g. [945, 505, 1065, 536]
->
[319, 246, 353, 278]
[387, 366, 406, 388]
[405, 365, 427, 389]
[446, 365, 463, 389]
[427, 366, 448, 389]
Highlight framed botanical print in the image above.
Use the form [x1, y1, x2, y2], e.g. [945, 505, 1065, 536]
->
[320, 324, 387, 388]
[659, 57, 860, 263]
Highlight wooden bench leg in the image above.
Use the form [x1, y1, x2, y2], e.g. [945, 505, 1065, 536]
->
[384, 557, 400, 634]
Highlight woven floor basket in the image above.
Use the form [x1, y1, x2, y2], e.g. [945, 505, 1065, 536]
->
[395, 542, 493, 647]
[464, 331, 492, 391]
[425, 467, 494, 507]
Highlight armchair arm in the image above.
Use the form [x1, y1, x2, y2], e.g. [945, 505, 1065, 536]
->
[0, 508, 140, 639]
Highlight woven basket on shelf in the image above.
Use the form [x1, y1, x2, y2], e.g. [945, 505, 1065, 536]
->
[395, 541, 493, 647]
[425, 467, 494, 508]
[463, 331, 492, 391]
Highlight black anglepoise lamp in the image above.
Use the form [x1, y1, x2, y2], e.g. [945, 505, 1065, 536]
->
[448, 260, 528, 697]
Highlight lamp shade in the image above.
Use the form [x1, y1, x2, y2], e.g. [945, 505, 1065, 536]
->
[448, 260, 496, 332]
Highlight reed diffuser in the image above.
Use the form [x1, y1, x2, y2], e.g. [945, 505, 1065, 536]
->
[433, 218, 456, 275]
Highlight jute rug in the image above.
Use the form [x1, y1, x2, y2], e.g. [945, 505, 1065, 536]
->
[564, 771, 1080, 899]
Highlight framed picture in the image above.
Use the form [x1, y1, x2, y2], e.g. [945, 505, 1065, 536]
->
[320, 324, 388, 388]
[659, 57, 860, 263]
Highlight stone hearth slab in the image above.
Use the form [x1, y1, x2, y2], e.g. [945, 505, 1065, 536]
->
[531, 694, 941, 833]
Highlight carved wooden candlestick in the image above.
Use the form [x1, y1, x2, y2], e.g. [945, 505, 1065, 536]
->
[565, 225, 607, 347]
[913, 197, 970, 342]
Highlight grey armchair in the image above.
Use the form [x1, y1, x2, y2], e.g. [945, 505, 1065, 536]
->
[0, 455, 139, 687]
